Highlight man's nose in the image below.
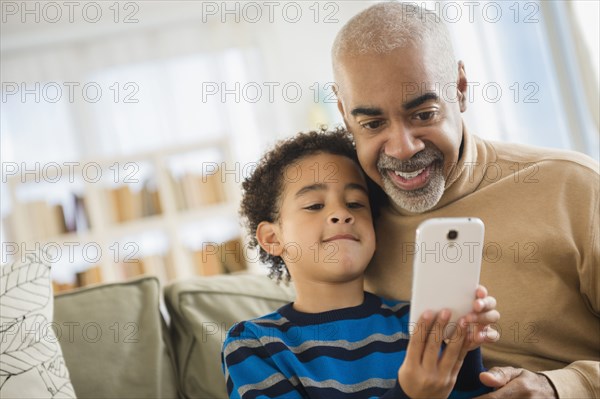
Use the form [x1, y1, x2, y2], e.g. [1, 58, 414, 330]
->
[384, 123, 424, 160]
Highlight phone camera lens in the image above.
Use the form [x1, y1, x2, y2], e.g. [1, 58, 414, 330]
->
[447, 230, 458, 240]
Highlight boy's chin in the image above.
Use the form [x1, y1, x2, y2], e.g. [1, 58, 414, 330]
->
[324, 257, 368, 278]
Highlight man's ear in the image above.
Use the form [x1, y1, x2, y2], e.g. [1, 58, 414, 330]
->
[457, 60, 468, 113]
[256, 221, 283, 256]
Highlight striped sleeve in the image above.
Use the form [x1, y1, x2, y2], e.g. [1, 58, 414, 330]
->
[222, 321, 304, 399]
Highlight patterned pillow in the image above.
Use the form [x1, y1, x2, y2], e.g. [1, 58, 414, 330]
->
[0, 252, 75, 398]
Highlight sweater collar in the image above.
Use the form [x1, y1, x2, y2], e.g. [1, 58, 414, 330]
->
[388, 125, 493, 216]
[279, 292, 382, 326]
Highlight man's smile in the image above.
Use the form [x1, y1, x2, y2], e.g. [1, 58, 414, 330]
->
[386, 163, 434, 191]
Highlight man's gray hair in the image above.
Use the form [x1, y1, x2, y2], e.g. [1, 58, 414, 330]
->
[332, 1, 457, 82]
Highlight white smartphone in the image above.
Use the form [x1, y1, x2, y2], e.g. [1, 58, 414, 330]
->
[409, 217, 485, 339]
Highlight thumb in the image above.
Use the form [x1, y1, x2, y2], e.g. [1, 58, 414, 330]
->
[480, 367, 522, 388]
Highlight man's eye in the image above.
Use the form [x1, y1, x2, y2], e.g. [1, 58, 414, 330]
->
[414, 111, 436, 121]
[304, 204, 324, 210]
[359, 120, 384, 130]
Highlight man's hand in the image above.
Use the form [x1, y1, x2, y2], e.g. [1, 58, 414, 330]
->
[476, 366, 558, 398]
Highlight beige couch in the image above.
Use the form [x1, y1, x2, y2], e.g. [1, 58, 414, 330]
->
[53, 274, 296, 399]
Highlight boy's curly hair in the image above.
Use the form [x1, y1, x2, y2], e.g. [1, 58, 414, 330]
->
[240, 127, 384, 282]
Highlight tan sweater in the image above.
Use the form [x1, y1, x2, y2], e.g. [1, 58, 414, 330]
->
[366, 129, 599, 398]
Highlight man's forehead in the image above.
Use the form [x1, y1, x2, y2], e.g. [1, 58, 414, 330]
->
[335, 53, 439, 90]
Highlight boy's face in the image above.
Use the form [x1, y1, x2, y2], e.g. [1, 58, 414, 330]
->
[268, 152, 376, 284]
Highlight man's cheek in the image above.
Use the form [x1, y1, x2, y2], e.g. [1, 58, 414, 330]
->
[364, 161, 384, 187]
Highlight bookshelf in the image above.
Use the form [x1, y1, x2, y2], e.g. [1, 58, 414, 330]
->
[3, 138, 250, 291]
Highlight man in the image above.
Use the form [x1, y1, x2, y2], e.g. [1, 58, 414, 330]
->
[332, 2, 599, 398]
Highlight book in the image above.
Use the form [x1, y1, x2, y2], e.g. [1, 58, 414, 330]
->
[168, 173, 186, 211]
[192, 243, 224, 276]
[48, 204, 68, 237]
[76, 266, 103, 287]
[122, 259, 144, 278]
[220, 238, 247, 273]
[114, 185, 142, 222]
[180, 173, 203, 210]
[141, 184, 162, 216]
[52, 280, 77, 293]
[140, 254, 168, 284]
[164, 251, 178, 281]
[200, 171, 226, 205]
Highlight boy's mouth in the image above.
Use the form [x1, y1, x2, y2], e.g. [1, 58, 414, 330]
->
[323, 234, 359, 242]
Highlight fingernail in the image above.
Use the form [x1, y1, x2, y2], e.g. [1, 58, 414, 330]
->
[489, 329, 499, 340]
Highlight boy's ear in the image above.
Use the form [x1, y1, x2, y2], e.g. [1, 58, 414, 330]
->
[256, 221, 283, 256]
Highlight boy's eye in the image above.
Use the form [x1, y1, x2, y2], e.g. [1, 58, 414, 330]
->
[347, 202, 365, 209]
[304, 204, 324, 210]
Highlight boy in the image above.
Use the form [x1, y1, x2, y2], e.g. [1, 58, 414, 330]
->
[222, 128, 499, 398]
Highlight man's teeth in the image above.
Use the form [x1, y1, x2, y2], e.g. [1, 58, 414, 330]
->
[394, 167, 425, 179]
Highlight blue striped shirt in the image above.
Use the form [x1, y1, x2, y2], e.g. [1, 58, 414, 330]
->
[222, 292, 490, 399]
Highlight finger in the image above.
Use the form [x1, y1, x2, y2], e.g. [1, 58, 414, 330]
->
[482, 325, 500, 343]
[483, 296, 497, 311]
[423, 309, 450, 370]
[440, 317, 468, 374]
[479, 371, 505, 389]
[475, 285, 488, 299]
[479, 367, 523, 388]
[476, 368, 523, 398]
[453, 341, 470, 376]
[466, 309, 500, 330]
[472, 295, 497, 313]
[406, 310, 434, 364]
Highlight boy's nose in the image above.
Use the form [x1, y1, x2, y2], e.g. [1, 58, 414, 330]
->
[329, 211, 354, 224]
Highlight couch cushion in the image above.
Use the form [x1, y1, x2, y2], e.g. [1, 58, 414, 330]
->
[1, 253, 76, 398]
[54, 276, 178, 398]
[165, 273, 295, 399]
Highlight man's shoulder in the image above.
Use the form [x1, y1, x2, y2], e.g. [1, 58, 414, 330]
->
[477, 136, 599, 175]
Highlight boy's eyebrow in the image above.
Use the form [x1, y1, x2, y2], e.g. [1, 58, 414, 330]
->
[294, 182, 368, 198]
[295, 183, 326, 198]
[349, 92, 440, 117]
[346, 182, 369, 195]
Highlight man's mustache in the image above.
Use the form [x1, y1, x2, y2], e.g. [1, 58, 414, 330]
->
[377, 146, 444, 172]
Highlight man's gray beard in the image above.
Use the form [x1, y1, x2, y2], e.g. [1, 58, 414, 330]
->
[377, 147, 445, 214]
